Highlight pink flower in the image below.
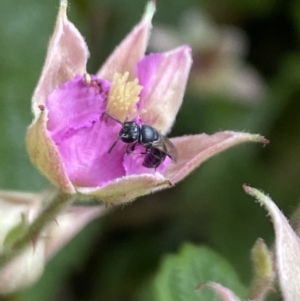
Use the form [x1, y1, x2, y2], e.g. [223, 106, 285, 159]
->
[26, 0, 267, 204]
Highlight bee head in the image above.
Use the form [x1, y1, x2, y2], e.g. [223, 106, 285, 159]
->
[119, 121, 140, 143]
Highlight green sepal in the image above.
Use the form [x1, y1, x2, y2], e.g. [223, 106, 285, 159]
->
[3, 213, 28, 249]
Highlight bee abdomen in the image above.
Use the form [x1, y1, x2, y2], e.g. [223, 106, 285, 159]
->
[143, 148, 167, 169]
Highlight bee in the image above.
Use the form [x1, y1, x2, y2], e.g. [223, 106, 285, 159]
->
[104, 113, 178, 169]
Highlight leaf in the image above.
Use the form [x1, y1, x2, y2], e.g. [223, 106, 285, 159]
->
[141, 244, 246, 301]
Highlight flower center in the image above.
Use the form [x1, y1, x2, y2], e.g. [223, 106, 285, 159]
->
[106, 72, 143, 122]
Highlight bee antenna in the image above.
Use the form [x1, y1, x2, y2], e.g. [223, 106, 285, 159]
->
[108, 139, 119, 153]
[104, 112, 123, 124]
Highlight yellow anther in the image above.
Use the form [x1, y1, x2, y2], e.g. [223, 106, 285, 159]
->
[106, 72, 143, 122]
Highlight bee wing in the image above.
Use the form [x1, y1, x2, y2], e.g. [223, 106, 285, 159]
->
[152, 135, 178, 163]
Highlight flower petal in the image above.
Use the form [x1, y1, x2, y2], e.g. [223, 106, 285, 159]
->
[0, 244, 45, 294]
[136, 45, 192, 134]
[45, 205, 105, 258]
[0, 190, 41, 206]
[46, 75, 110, 143]
[0, 191, 45, 294]
[45, 75, 127, 188]
[97, 1, 155, 81]
[77, 173, 171, 204]
[32, 0, 89, 111]
[244, 185, 300, 301]
[198, 282, 241, 301]
[165, 132, 268, 184]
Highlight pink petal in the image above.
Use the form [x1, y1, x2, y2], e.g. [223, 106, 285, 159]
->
[77, 173, 171, 204]
[97, 1, 155, 81]
[56, 116, 126, 187]
[198, 282, 241, 301]
[244, 185, 300, 301]
[32, 0, 89, 108]
[45, 75, 128, 187]
[46, 75, 110, 144]
[165, 132, 268, 184]
[136, 46, 192, 134]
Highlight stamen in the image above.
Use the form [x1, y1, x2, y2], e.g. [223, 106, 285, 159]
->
[106, 72, 143, 122]
[84, 72, 92, 85]
[83, 72, 102, 93]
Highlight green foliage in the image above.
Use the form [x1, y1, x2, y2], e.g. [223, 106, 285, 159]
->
[140, 244, 246, 301]
[0, 0, 54, 191]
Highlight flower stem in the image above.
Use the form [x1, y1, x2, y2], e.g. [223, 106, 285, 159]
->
[0, 191, 73, 270]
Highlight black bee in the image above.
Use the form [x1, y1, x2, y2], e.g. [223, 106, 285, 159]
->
[104, 113, 178, 169]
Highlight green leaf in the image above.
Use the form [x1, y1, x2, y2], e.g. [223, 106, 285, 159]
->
[141, 244, 246, 301]
[3, 213, 28, 248]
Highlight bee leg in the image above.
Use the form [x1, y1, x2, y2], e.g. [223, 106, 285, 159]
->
[103, 112, 123, 124]
[108, 139, 119, 153]
[126, 144, 149, 156]
[126, 143, 137, 154]
[139, 148, 150, 156]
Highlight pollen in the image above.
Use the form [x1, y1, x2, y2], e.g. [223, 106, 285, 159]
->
[106, 72, 143, 122]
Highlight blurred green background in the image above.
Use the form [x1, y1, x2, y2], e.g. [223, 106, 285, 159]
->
[1, 0, 300, 300]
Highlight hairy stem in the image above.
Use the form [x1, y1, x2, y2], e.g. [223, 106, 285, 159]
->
[0, 191, 73, 270]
